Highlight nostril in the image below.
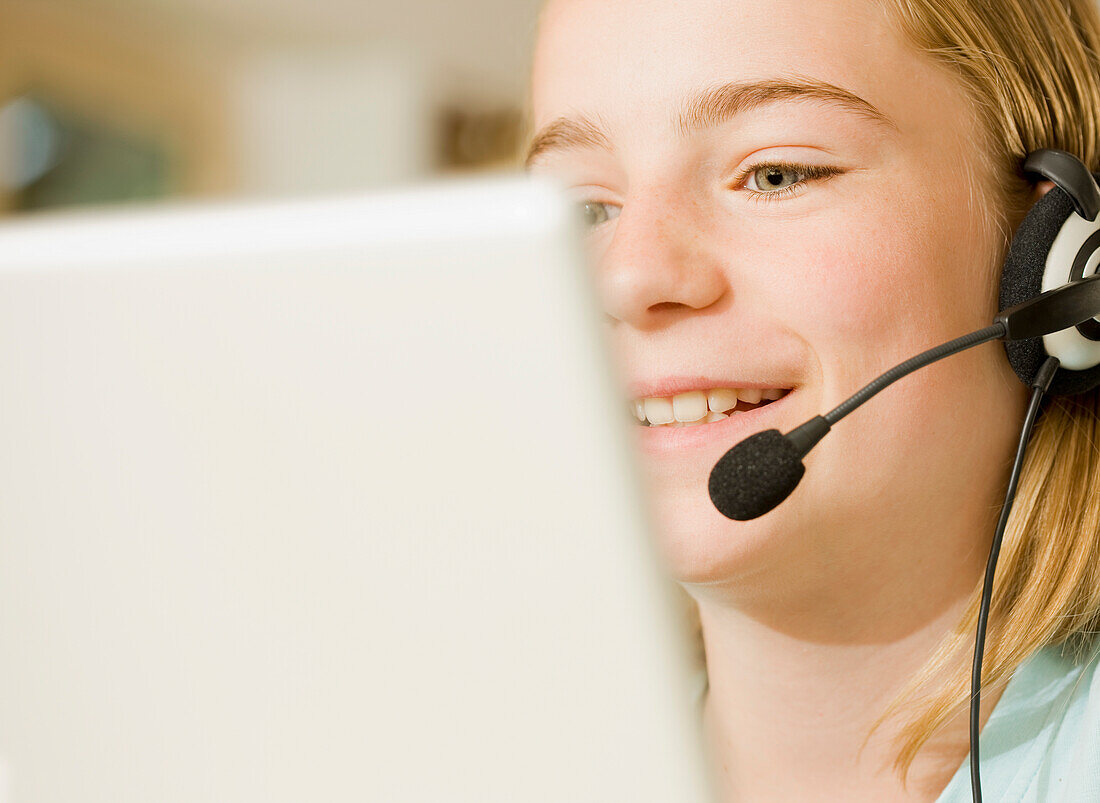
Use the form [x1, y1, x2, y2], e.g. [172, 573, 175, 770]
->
[648, 301, 689, 313]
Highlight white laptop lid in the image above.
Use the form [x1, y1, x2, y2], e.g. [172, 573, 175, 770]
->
[0, 176, 714, 802]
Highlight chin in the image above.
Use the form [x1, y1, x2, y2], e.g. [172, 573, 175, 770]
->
[642, 478, 791, 587]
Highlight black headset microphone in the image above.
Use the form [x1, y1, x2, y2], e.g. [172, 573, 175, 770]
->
[707, 283, 1097, 521]
[706, 149, 1100, 803]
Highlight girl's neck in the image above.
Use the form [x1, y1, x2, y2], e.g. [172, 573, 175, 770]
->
[695, 594, 1003, 802]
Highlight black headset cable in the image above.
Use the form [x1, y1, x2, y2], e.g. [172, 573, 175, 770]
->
[970, 355, 1060, 803]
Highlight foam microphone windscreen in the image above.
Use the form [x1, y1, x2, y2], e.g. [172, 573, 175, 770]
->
[708, 429, 806, 521]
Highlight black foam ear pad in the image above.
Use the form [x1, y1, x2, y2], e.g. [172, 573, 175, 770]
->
[1000, 185, 1100, 395]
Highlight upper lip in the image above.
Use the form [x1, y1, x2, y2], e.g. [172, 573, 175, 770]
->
[625, 375, 796, 400]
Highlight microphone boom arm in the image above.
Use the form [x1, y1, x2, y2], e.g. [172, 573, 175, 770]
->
[826, 273, 1100, 427]
[824, 324, 1007, 426]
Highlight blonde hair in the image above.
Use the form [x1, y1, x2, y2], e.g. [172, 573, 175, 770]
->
[866, 0, 1100, 783]
[527, 0, 1100, 785]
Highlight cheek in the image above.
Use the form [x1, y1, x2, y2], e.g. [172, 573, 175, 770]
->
[726, 194, 1006, 430]
[747, 201, 993, 356]
[809, 231, 924, 344]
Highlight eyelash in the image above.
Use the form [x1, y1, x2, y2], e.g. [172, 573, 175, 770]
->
[577, 161, 844, 231]
[732, 161, 845, 203]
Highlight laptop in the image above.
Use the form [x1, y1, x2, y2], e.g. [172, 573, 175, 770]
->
[0, 175, 715, 802]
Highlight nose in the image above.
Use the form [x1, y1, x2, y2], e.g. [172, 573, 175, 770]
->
[596, 195, 729, 329]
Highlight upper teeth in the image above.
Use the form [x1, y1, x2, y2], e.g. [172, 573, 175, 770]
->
[631, 388, 784, 426]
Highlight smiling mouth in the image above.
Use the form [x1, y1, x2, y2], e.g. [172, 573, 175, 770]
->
[631, 387, 792, 427]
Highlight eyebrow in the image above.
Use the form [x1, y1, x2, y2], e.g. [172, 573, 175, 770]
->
[524, 77, 896, 168]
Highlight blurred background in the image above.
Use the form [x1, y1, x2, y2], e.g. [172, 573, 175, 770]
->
[0, 0, 543, 215]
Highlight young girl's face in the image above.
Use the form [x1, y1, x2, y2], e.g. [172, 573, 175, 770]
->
[528, 0, 1028, 596]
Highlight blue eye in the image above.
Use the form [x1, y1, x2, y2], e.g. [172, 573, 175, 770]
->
[747, 166, 805, 192]
[579, 200, 621, 229]
[739, 162, 843, 200]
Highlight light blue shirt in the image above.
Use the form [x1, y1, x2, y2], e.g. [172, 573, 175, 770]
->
[935, 640, 1100, 802]
[693, 640, 1100, 800]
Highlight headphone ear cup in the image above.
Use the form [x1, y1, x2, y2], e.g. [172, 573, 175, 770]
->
[1001, 185, 1100, 395]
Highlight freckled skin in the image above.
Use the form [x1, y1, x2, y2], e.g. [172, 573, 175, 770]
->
[530, 0, 1025, 625]
[530, 0, 1030, 798]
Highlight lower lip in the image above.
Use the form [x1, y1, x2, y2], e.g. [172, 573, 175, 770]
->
[631, 391, 796, 457]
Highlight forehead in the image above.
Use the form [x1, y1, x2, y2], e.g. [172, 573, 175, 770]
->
[530, 0, 947, 144]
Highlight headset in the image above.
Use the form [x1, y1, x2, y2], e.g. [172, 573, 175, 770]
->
[1003, 148, 1100, 389]
[707, 148, 1100, 803]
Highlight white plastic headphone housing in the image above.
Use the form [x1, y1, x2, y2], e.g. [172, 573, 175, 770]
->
[1041, 209, 1100, 369]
